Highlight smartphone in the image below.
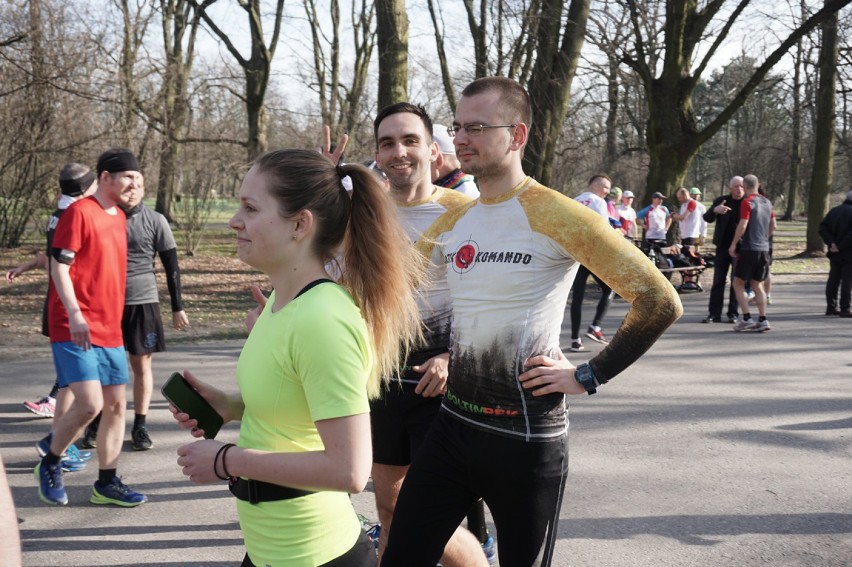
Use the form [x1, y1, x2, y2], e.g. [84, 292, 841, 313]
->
[161, 372, 224, 439]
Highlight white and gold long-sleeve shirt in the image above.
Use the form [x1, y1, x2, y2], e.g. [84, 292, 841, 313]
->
[419, 177, 682, 441]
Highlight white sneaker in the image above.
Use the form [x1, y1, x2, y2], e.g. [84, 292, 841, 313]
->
[754, 319, 771, 332]
[569, 340, 587, 352]
[733, 319, 757, 332]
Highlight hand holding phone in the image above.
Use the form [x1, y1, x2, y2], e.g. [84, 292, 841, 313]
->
[161, 372, 224, 439]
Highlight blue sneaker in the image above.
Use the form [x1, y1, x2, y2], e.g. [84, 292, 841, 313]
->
[34, 461, 68, 506]
[366, 523, 381, 549]
[36, 434, 88, 472]
[90, 476, 147, 507]
[481, 535, 497, 565]
[67, 444, 93, 462]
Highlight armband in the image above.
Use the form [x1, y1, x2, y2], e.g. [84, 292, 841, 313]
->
[574, 363, 599, 396]
[52, 248, 76, 265]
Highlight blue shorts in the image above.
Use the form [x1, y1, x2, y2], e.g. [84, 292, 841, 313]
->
[51, 342, 129, 388]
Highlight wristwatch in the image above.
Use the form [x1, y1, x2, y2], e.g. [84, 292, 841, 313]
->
[574, 363, 599, 395]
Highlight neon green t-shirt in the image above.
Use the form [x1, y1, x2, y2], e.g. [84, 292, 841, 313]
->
[236, 282, 371, 566]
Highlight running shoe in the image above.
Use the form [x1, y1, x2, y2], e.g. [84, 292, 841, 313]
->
[569, 340, 587, 352]
[840, 311, 852, 318]
[34, 461, 68, 506]
[366, 523, 381, 549]
[701, 315, 722, 323]
[23, 396, 55, 418]
[753, 319, 771, 332]
[766, 294, 773, 305]
[585, 326, 609, 344]
[66, 444, 93, 462]
[90, 476, 147, 507]
[481, 535, 497, 565]
[36, 435, 89, 471]
[726, 314, 739, 324]
[131, 426, 153, 451]
[733, 319, 757, 332]
[79, 421, 98, 449]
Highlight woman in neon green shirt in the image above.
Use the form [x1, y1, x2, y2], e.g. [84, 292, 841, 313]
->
[172, 149, 421, 566]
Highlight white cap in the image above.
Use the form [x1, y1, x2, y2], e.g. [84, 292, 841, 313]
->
[623, 190, 634, 198]
[432, 124, 455, 155]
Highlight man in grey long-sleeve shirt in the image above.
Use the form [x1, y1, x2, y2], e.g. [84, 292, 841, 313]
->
[123, 183, 189, 450]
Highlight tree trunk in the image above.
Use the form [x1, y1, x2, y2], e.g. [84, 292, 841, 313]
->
[783, 32, 804, 222]
[376, 0, 408, 109]
[523, 0, 590, 186]
[806, 7, 838, 254]
[193, 0, 283, 161]
[156, 0, 199, 220]
[427, 0, 456, 113]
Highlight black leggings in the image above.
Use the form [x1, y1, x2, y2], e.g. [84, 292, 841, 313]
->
[570, 264, 613, 339]
[382, 412, 568, 567]
[241, 530, 376, 567]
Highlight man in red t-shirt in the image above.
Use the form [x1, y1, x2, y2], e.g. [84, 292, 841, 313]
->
[36, 149, 147, 508]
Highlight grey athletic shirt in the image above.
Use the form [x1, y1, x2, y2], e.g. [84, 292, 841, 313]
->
[125, 204, 177, 305]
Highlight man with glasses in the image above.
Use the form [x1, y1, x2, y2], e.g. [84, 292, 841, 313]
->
[381, 77, 682, 567]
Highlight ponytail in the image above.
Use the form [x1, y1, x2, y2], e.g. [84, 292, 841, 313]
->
[337, 163, 423, 398]
[251, 150, 422, 398]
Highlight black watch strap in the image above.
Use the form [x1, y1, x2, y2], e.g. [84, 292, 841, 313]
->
[575, 363, 598, 395]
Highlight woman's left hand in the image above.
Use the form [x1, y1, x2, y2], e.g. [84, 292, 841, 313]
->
[176, 439, 228, 484]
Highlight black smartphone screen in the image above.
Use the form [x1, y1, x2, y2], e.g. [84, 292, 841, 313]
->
[161, 372, 224, 439]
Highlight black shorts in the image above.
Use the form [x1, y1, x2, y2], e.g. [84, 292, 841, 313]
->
[681, 237, 696, 246]
[122, 303, 166, 356]
[382, 412, 568, 566]
[370, 381, 442, 466]
[734, 250, 770, 282]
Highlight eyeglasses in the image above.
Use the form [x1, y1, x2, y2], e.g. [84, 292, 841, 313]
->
[446, 123, 517, 137]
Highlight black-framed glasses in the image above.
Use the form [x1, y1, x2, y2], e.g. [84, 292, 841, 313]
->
[446, 123, 517, 137]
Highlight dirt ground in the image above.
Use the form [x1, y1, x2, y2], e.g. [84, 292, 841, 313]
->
[0, 252, 267, 362]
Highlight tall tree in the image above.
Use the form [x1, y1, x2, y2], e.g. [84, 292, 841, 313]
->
[806, 5, 839, 253]
[376, 0, 407, 108]
[426, 0, 457, 112]
[783, 16, 805, 221]
[154, 0, 203, 219]
[622, 0, 851, 203]
[0, 0, 52, 247]
[523, 0, 591, 185]
[192, 0, 285, 160]
[116, 0, 152, 151]
[303, 0, 376, 136]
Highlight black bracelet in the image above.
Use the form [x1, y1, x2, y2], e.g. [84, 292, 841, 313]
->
[213, 443, 232, 481]
[221, 443, 236, 479]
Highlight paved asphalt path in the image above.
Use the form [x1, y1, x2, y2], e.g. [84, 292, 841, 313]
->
[1, 279, 850, 566]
